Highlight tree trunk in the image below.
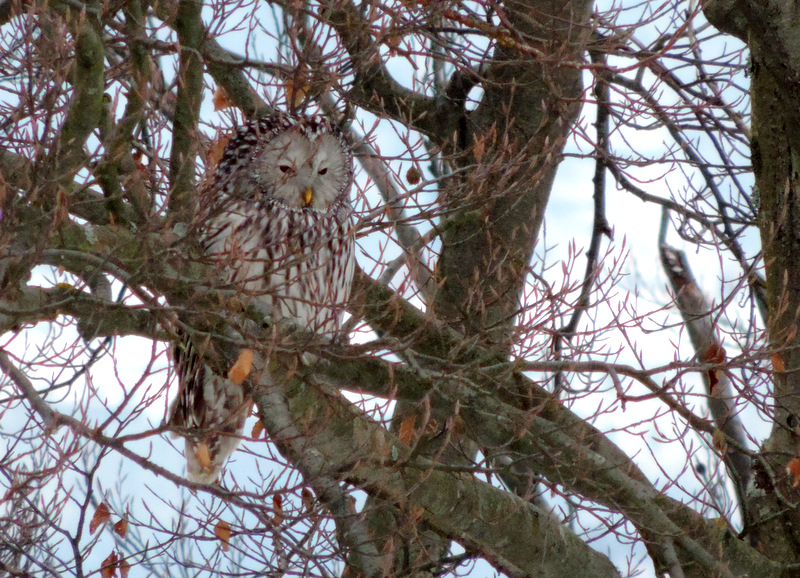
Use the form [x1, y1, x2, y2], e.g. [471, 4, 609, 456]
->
[718, 1, 800, 562]
[366, 1, 593, 574]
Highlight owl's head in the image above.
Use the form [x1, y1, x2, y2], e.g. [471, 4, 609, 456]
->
[216, 113, 354, 212]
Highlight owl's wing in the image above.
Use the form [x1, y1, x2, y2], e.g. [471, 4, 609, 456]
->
[166, 207, 265, 483]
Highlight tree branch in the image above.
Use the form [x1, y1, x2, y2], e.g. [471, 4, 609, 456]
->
[659, 218, 753, 529]
[52, 20, 105, 185]
[554, 50, 614, 393]
[315, 0, 451, 138]
[167, 0, 205, 219]
[252, 350, 622, 578]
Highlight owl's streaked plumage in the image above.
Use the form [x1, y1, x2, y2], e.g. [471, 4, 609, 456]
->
[169, 112, 356, 483]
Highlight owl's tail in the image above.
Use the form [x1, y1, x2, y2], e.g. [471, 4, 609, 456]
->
[169, 339, 252, 483]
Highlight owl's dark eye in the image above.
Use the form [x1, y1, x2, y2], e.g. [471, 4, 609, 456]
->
[318, 167, 328, 175]
[279, 165, 292, 174]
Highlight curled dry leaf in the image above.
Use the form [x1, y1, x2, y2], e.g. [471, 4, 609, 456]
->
[383, 33, 402, 56]
[286, 75, 310, 109]
[132, 149, 146, 171]
[398, 415, 417, 445]
[708, 369, 720, 394]
[406, 166, 421, 185]
[212, 85, 234, 111]
[119, 556, 130, 578]
[101, 551, 118, 578]
[424, 417, 440, 437]
[251, 420, 265, 439]
[772, 352, 786, 373]
[447, 414, 466, 436]
[273, 494, 284, 526]
[787, 457, 800, 488]
[704, 344, 726, 393]
[206, 132, 233, 170]
[90, 502, 111, 534]
[228, 348, 254, 385]
[410, 505, 425, 523]
[113, 518, 128, 538]
[473, 133, 485, 162]
[301, 487, 315, 512]
[704, 343, 726, 364]
[215, 520, 231, 552]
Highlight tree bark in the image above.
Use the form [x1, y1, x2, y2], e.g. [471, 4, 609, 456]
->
[724, 0, 800, 562]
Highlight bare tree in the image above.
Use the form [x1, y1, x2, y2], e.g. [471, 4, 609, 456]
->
[1, 0, 798, 576]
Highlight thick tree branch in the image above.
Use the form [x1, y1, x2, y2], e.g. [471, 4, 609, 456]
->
[252, 351, 622, 578]
[52, 20, 105, 185]
[702, 0, 748, 41]
[203, 40, 272, 119]
[0, 284, 161, 339]
[153, 0, 272, 119]
[1, 146, 139, 226]
[252, 368, 386, 578]
[91, 0, 152, 225]
[316, 0, 453, 138]
[659, 226, 752, 524]
[167, 0, 204, 219]
[348, 270, 782, 575]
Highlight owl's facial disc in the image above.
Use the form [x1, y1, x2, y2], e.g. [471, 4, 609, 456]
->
[255, 129, 350, 211]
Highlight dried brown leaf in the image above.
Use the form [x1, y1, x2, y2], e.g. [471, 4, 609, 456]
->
[448, 414, 466, 436]
[787, 457, 800, 488]
[772, 352, 786, 373]
[132, 149, 146, 172]
[212, 85, 234, 111]
[704, 344, 726, 394]
[113, 518, 128, 538]
[286, 75, 310, 109]
[90, 502, 111, 534]
[228, 348, 254, 385]
[301, 487, 315, 512]
[406, 167, 421, 185]
[703, 343, 726, 364]
[119, 557, 130, 578]
[383, 33, 402, 56]
[273, 494, 284, 526]
[206, 132, 232, 170]
[251, 420, 265, 439]
[423, 417, 440, 436]
[398, 416, 417, 445]
[215, 520, 231, 551]
[101, 551, 118, 578]
[473, 133, 485, 162]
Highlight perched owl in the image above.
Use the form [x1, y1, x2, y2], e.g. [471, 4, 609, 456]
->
[168, 112, 356, 483]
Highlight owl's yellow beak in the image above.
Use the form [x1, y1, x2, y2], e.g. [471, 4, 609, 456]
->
[303, 187, 313, 207]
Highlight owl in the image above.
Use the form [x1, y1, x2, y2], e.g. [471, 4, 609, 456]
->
[168, 112, 356, 483]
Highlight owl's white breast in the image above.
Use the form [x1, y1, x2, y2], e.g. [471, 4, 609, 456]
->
[205, 202, 354, 338]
